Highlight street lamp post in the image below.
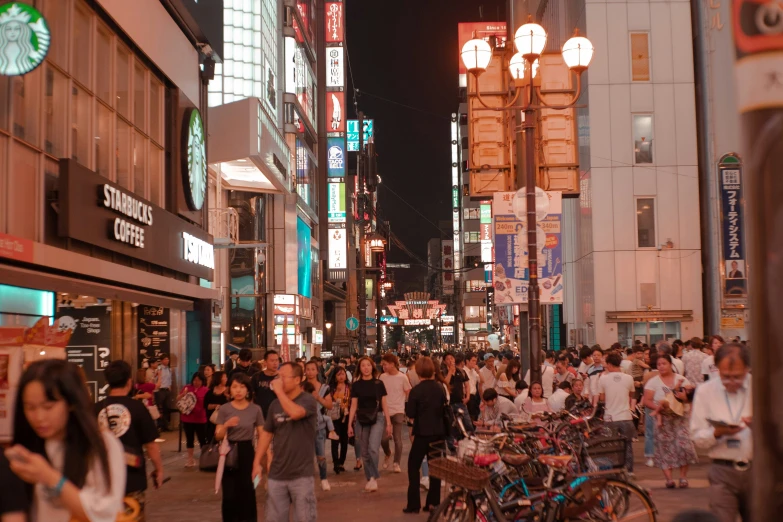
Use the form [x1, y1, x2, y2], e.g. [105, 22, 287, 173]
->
[461, 20, 593, 383]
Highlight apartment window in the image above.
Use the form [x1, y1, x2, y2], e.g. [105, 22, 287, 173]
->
[72, 1, 93, 89]
[636, 198, 656, 248]
[44, 67, 68, 157]
[463, 207, 480, 220]
[630, 33, 650, 82]
[633, 114, 654, 164]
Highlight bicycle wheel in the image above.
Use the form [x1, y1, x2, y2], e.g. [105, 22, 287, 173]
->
[589, 478, 657, 522]
[428, 490, 477, 522]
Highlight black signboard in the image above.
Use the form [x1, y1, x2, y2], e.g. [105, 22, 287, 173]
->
[58, 160, 215, 281]
[138, 306, 170, 368]
[57, 306, 112, 402]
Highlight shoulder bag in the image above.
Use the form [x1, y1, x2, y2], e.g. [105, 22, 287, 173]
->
[663, 376, 686, 417]
[177, 389, 197, 416]
[442, 383, 455, 436]
[356, 380, 381, 426]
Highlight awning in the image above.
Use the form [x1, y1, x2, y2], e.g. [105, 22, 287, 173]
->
[208, 97, 292, 194]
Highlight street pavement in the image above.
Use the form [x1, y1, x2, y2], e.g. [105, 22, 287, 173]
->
[146, 428, 711, 521]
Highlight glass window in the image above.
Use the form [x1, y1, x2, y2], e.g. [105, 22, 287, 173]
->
[636, 198, 656, 248]
[44, 66, 68, 157]
[8, 141, 37, 240]
[116, 44, 131, 119]
[71, 85, 90, 166]
[665, 321, 681, 342]
[116, 120, 131, 189]
[0, 77, 9, 132]
[12, 69, 41, 147]
[72, 1, 92, 88]
[630, 33, 650, 82]
[43, 0, 69, 69]
[133, 132, 146, 198]
[149, 144, 163, 206]
[95, 103, 112, 178]
[633, 114, 653, 164]
[96, 22, 112, 105]
[134, 62, 146, 131]
[149, 77, 163, 144]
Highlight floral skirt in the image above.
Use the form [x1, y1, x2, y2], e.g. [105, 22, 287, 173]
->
[654, 414, 698, 469]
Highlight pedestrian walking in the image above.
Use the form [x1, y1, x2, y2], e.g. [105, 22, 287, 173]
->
[682, 338, 708, 385]
[199, 364, 215, 388]
[464, 353, 482, 420]
[403, 356, 446, 514]
[643, 354, 698, 488]
[690, 342, 752, 522]
[0, 452, 27, 522]
[328, 367, 352, 474]
[597, 353, 637, 474]
[229, 348, 259, 380]
[214, 372, 264, 522]
[97, 360, 164, 521]
[380, 353, 411, 473]
[155, 354, 173, 432]
[347, 356, 391, 492]
[305, 361, 334, 491]
[6, 359, 125, 522]
[177, 372, 209, 468]
[479, 353, 497, 391]
[253, 363, 319, 522]
[204, 371, 229, 443]
[701, 335, 724, 382]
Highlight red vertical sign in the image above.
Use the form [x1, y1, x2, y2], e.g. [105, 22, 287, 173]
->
[325, 2, 344, 43]
[326, 92, 345, 133]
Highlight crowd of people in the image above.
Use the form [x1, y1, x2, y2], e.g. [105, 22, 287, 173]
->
[0, 333, 752, 522]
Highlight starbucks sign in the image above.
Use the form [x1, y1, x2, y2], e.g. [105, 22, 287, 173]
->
[182, 108, 206, 211]
[0, 3, 50, 77]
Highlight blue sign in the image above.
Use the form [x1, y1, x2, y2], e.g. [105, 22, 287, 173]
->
[347, 119, 374, 151]
[380, 316, 398, 325]
[719, 155, 747, 302]
[327, 137, 346, 177]
[346, 316, 359, 331]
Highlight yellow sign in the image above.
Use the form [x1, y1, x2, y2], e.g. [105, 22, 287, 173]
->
[720, 313, 745, 329]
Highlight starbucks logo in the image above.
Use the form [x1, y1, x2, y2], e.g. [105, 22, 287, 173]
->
[0, 3, 50, 77]
[183, 108, 206, 211]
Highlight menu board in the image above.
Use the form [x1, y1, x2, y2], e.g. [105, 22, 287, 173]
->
[138, 306, 170, 368]
[57, 306, 112, 402]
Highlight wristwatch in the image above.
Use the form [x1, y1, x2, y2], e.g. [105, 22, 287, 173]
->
[44, 475, 67, 499]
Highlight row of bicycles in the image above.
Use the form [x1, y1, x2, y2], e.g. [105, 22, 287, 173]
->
[427, 405, 657, 522]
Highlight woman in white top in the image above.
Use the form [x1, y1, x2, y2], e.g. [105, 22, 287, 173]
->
[6, 359, 125, 522]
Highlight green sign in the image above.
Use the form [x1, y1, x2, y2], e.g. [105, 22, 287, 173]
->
[480, 203, 492, 224]
[0, 3, 50, 77]
[183, 108, 206, 211]
[328, 182, 346, 223]
[452, 186, 459, 208]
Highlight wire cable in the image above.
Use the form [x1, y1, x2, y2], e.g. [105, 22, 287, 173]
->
[378, 183, 450, 238]
[355, 89, 451, 121]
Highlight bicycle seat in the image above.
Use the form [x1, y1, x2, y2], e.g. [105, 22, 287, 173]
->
[501, 452, 531, 467]
[473, 453, 500, 467]
[537, 455, 573, 468]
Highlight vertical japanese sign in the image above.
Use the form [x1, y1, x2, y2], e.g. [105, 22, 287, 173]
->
[719, 154, 747, 306]
[328, 182, 346, 223]
[442, 240, 454, 295]
[326, 92, 345, 134]
[138, 306, 170, 367]
[327, 47, 344, 88]
[492, 191, 563, 304]
[325, 2, 344, 43]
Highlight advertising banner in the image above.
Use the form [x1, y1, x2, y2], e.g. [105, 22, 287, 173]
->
[58, 306, 112, 402]
[325, 2, 344, 43]
[326, 47, 344, 88]
[327, 137, 346, 177]
[137, 306, 170, 368]
[328, 182, 346, 223]
[347, 119, 373, 151]
[442, 240, 454, 295]
[719, 155, 747, 307]
[327, 92, 345, 134]
[492, 191, 563, 304]
[328, 226, 347, 269]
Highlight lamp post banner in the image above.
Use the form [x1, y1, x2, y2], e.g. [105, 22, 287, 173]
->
[492, 191, 562, 304]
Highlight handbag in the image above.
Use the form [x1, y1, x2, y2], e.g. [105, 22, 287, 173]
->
[663, 376, 686, 417]
[199, 441, 221, 471]
[177, 391, 197, 416]
[328, 402, 342, 421]
[209, 405, 220, 425]
[147, 404, 161, 420]
[356, 380, 381, 426]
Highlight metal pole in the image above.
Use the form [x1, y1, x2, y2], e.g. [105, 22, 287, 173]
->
[375, 272, 382, 351]
[524, 105, 542, 384]
[357, 112, 367, 354]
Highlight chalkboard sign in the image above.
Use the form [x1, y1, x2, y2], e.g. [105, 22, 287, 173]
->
[57, 306, 112, 402]
[138, 306, 170, 368]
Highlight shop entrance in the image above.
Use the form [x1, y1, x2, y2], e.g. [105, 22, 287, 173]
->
[617, 321, 681, 346]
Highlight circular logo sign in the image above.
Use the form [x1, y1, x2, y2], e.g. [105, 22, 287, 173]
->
[98, 403, 132, 438]
[0, 3, 50, 77]
[183, 108, 206, 211]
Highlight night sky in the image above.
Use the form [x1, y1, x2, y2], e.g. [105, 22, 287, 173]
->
[345, 0, 507, 279]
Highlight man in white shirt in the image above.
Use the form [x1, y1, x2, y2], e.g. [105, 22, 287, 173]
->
[620, 349, 634, 374]
[598, 352, 637, 473]
[690, 342, 752, 522]
[480, 353, 497, 391]
[577, 346, 593, 380]
[477, 389, 516, 427]
[586, 347, 605, 405]
[701, 354, 720, 382]
[523, 351, 556, 399]
[548, 381, 572, 413]
[379, 354, 411, 473]
[464, 353, 482, 420]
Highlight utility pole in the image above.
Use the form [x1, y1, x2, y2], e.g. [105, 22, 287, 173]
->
[357, 111, 367, 354]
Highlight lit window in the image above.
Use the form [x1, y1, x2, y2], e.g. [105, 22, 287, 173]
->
[636, 198, 656, 248]
[633, 114, 654, 164]
[630, 33, 650, 82]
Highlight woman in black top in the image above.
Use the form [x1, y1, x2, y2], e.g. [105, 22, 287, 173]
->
[403, 356, 446, 514]
[204, 371, 229, 442]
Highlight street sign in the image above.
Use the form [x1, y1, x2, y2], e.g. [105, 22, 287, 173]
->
[347, 119, 374, 151]
[346, 316, 359, 331]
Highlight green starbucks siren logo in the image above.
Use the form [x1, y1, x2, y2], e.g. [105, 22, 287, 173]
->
[0, 3, 50, 77]
[184, 108, 206, 211]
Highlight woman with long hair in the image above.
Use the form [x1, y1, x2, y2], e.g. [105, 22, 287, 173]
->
[328, 367, 351, 474]
[347, 357, 391, 492]
[214, 372, 264, 522]
[643, 354, 698, 488]
[6, 359, 125, 522]
[177, 372, 209, 467]
[204, 370, 229, 443]
[495, 359, 521, 399]
[521, 381, 551, 421]
[305, 361, 334, 491]
[198, 364, 215, 388]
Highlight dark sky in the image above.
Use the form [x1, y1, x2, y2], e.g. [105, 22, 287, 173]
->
[345, 0, 507, 272]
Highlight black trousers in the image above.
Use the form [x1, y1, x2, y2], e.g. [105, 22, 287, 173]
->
[468, 394, 480, 420]
[183, 422, 207, 449]
[221, 440, 257, 522]
[331, 416, 349, 467]
[406, 435, 442, 510]
[155, 388, 171, 430]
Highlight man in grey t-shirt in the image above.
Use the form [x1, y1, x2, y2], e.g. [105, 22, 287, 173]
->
[253, 362, 318, 522]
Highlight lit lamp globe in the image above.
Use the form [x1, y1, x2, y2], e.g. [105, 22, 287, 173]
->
[509, 54, 539, 82]
[515, 22, 547, 60]
[562, 33, 594, 73]
[461, 38, 493, 74]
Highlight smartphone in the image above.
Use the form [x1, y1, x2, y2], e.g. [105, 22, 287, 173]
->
[707, 419, 739, 429]
[253, 475, 261, 489]
[5, 448, 27, 463]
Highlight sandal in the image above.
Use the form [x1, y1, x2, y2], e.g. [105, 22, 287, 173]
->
[354, 461, 363, 471]
[665, 480, 676, 489]
[679, 479, 689, 488]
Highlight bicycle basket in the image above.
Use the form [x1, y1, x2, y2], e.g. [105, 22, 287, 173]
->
[429, 457, 491, 490]
[584, 436, 626, 469]
[457, 437, 494, 461]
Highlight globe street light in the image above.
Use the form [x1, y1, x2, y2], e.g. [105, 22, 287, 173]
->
[460, 23, 593, 383]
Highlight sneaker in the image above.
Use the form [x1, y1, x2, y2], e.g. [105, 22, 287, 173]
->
[393, 463, 402, 473]
[646, 458, 655, 468]
[632, 437, 639, 443]
[185, 459, 196, 468]
[321, 479, 331, 491]
[420, 476, 430, 490]
[383, 455, 391, 470]
[327, 431, 340, 441]
[366, 478, 378, 492]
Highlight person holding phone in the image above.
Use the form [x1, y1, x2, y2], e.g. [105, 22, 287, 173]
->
[690, 342, 752, 522]
[6, 359, 125, 522]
